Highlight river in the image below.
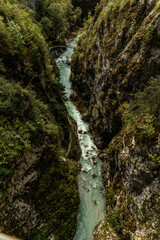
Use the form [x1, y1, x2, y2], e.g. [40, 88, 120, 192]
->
[56, 38, 106, 240]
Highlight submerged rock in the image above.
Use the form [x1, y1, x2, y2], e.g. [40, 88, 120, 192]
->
[92, 173, 97, 178]
[92, 160, 97, 165]
[93, 200, 97, 205]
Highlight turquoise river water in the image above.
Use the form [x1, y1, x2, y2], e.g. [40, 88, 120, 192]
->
[56, 38, 106, 240]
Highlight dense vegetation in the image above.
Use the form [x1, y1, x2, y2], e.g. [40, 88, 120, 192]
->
[120, 76, 160, 141]
[0, 0, 80, 239]
[0, 0, 64, 195]
[35, 0, 81, 43]
[2, 0, 159, 239]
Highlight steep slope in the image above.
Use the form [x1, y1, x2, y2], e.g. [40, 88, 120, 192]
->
[71, 0, 160, 239]
[0, 1, 80, 239]
[34, 0, 81, 43]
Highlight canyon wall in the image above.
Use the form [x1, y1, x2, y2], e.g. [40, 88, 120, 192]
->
[71, 0, 160, 239]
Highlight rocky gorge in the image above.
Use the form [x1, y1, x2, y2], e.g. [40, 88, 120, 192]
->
[71, 0, 160, 239]
[0, 0, 160, 239]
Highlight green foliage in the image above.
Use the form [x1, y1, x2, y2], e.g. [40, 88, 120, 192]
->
[42, 2, 65, 40]
[0, 117, 31, 162]
[0, 58, 6, 73]
[118, 76, 160, 140]
[0, 0, 80, 239]
[132, 76, 160, 118]
[119, 102, 155, 137]
[106, 186, 115, 205]
[149, 154, 160, 166]
[7, 19, 25, 54]
[35, 0, 81, 42]
[108, 208, 124, 236]
[107, 200, 136, 240]
[0, 76, 65, 192]
[0, 1, 53, 86]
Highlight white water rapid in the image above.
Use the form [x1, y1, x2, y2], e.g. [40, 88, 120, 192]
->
[56, 38, 106, 240]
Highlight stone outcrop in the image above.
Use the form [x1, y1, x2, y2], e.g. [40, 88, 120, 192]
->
[0, 137, 80, 240]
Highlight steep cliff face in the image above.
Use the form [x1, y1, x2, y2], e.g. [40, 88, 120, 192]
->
[0, 138, 80, 240]
[72, 0, 160, 147]
[71, 0, 160, 239]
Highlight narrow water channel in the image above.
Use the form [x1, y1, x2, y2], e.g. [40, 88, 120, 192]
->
[56, 38, 106, 240]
